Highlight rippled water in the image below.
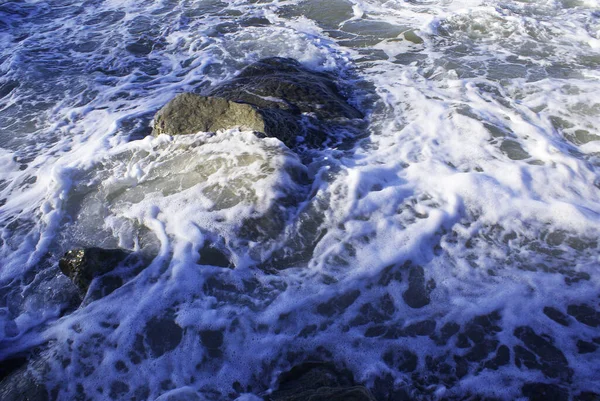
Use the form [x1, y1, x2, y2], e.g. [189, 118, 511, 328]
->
[1, 0, 600, 400]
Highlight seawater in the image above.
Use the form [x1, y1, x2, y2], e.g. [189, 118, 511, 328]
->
[1, 0, 599, 399]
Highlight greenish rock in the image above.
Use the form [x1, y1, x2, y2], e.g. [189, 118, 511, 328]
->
[59, 248, 131, 292]
[153, 94, 267, 137]
[58, 248, 147, 303]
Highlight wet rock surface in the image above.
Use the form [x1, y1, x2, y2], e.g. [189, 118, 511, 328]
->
[267, 362, 376, 401]
[58, 248, 146, 301]
[153, 94, 268, 137]
[152, 57, 364, 149]
[0, 357, 49, 401]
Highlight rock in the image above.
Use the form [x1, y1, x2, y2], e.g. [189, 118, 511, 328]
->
[152, 57, 363, 149]
[58, 248, 146, 299]
[199, 245, 234, 268]
[267, 362, 376, 401]
[0, 358, 49, 401]
[59, 248, 130, 292]
[208, 57, 362, 120]
[153, 94, 267, 137]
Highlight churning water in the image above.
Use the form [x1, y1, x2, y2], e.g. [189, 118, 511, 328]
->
[1, 0, 600, 399]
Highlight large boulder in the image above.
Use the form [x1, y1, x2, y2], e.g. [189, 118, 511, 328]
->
[208, 57, 363, 120]
[152, 57, 363, 148]
[152, 94, 268, 137]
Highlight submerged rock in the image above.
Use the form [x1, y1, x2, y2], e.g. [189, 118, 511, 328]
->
[58, 248, 144, 296]
[0, 357, 49, 401]
[152, 57, 363, 148]
[267, 362, 375, 401]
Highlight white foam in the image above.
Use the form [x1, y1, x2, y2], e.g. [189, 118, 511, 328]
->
[1, 0, 600, 399]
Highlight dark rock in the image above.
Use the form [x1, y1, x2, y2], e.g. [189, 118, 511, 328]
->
[0, 358, 49, 401]
[58, 248, 136, 294]
[208, 57, 362, 120]
[153, 57, 364, 149]
[268, 362, 375, 401]
[514, 326, 572, 380]
[544, 307, 571, 326]
[567, 304, 600, 327]
[153, 93, 268, 137]
[199, 245, 233, 268]
[522, 382, 569, 401]
[0, 355, 28, 382]
[576, 340, 598, 354]
[402, 265, 434, 309]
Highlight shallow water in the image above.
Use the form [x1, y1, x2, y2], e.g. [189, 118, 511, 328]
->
[1, 0, 600, 399]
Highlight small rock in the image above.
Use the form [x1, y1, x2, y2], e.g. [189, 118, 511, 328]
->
[58, 248, 132, 293]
